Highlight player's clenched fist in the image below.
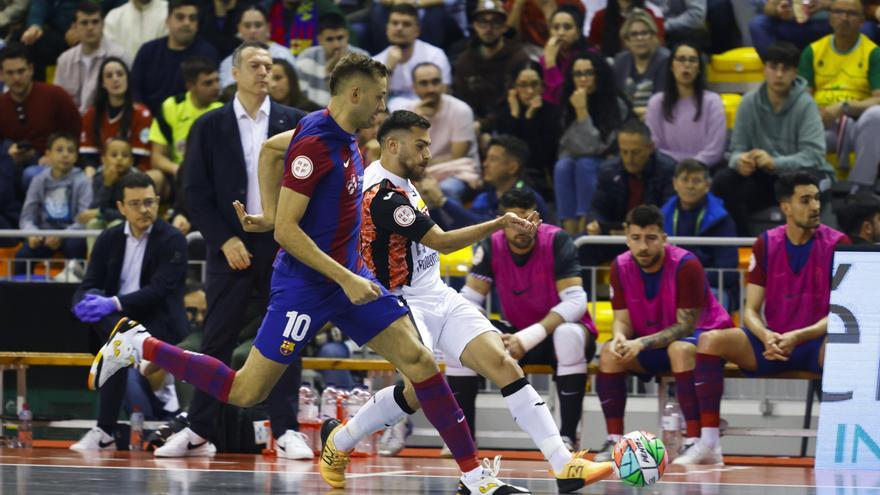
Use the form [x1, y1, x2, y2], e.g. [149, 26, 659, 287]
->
[341, 274, 383, 305]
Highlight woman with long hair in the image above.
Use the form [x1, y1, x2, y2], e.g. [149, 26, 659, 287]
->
[540, 5, 595, 105]
[588, 0, 665, 57]
[269, 58, 322, 112]
[495, 59, 562, 195]
[555, 51, 631, 236]
[645, 42, 726, 167]
[80, 58, 154, 174]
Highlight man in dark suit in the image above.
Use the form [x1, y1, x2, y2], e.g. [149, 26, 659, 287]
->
[70, 172, 188, 451]
[156, 40, 311, 459]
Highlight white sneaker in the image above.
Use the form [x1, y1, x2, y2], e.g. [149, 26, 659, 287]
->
[672, 441, 724, 465]
[154, 427, 216, 457]
[70, 427, 116, 452]
[457, 456, 531, 494]
[276, 430, 314, 459]
[88, 318, 148, 390]
[378, 419, 409, 456]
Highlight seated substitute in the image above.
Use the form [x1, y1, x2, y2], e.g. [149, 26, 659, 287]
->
[684, 171, 849, 464]
[593, 204, 735, 464]
[460, 188, 598, 451]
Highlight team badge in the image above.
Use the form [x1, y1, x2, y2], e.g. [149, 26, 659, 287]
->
[279, 340, 296, 356]
[394, 205, 416, 227]
[291, 155, 313, 179]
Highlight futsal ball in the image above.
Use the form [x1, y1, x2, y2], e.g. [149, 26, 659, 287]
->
[611, 430, 668, 487]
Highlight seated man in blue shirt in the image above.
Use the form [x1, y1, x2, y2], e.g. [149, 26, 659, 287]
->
[660, 159, 739, 308]
[418, 134, 552, 229]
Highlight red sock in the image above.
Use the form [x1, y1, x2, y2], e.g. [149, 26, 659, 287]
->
[695, 354, 724, 428]
[596, 372, 627, 435]
[143, 337, 235, 402]
[413, 372, 480, 473]
[674, 371, 701, 438]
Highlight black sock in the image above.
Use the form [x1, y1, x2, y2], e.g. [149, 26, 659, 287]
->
[556, 373, 587, 440]
[97, 369, 127, 436]
[446, 375, 480, 440]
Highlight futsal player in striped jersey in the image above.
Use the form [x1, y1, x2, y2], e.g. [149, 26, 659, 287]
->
[682, 172, 849, 464]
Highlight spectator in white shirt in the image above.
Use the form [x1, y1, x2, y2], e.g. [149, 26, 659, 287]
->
[104, 0, 169, 61]
[373, 3, 451, 104]
[218, 5, 297, 90]
[55, 2, 128, 114]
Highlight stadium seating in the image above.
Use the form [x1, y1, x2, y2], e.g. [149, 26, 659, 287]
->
[707, 47, 764, 94]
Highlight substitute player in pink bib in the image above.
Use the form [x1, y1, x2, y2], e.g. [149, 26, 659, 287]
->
[681, 172, 849, 464]
[592, 204, 735, 464]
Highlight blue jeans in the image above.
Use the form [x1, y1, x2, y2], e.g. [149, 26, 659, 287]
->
[439, 176, 471, 203]
[553, 156, 602, 220]
[318, 342, 354, 390]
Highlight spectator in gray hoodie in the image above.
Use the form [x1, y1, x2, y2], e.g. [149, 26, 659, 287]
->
[653, 0, 707, 48]
[15, 132, 92, 274]
[711, 41, 831, 235]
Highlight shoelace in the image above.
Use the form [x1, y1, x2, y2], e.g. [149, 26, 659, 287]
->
[481, 455, 503, 478]
[324, 447, 352, 471]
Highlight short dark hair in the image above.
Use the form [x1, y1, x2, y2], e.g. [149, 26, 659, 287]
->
[618, 118, 652, 143]
[762, 41, 801, 68]
[388, 3, 419, 23]
[674, 159, 708, 178]
[411, 61, 441, 82]
[488, 135, 530, 175]
[231, 41, 270, 68]
[774, 171, 820, 202]
[329, 52, 388, 96]
[185, 280, 205, 295]
[75, 1, 102, 18]
[499, 188, 538, 212]
[46, 131, 78, 150]
[237, 4, 268, 24]
[119, 171, 156, 195]
[0, 42, 31, 66]
[377, 110, 431, 144]
[837, 199, 880, 237]
[317, 12, 347, 33]
[625, 204, 665, 230]
[181, 55, 218, 85]
[168, 0, 198, 16]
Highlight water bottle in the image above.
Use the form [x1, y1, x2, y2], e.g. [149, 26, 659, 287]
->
[17, 403, 32, 449]
[345, 387, 375, 456]
[298, 382, 320, 452]
[661, 393, 682, 461]
[320, 384, 340, 421]
[130, 406, 144, 452]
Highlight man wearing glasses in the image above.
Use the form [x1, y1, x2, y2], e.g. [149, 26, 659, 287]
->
[800, 0, 880, 190]
[453, 0, 529, 132]
[70, 172, 189, 452]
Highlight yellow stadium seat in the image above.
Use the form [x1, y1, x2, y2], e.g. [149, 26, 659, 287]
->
[720, 93, 742, 130]
[590, 300, 613, 343]
[738, 246, 752, 270]
[707, 47, 764, 94]
[438, 246, 473, 278]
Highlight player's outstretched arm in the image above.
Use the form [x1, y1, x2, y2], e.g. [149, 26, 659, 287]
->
[419, 211, 539, 254]
[257, 129, 297, 226]
[275, 187, 382, 304]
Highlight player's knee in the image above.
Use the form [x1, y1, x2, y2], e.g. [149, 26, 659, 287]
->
[667, 341, 694, 360]
[697, 330, 722, 354]
[230, 382, 271, 407]
[598, 343, 616, 370]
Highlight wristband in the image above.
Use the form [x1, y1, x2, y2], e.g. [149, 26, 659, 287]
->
[517, 323, 547, 353]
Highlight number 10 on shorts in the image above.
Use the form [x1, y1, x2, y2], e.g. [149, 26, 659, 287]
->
[283, 311, 312, 341]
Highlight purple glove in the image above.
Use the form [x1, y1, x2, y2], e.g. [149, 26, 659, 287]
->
[75, 294, 118, 323]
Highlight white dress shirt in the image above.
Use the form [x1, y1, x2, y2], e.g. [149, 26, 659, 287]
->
[114, 222, 153, 309]
[233, 94, 271, 214]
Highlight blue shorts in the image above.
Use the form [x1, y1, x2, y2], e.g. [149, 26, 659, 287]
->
[635, 330, 705, 379]
[253, 266, 410, 364]
[740, 327, 824, 377]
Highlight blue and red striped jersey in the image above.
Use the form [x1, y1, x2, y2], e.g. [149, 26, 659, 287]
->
[275, 110, 365, 284]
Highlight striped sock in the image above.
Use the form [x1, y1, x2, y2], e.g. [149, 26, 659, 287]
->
[596, 372, 627, 436]
[413, 372, 480, 473]
[674, 371, 701, 438]
[695, 353, 724, 430]
[143, 337, 235, 403]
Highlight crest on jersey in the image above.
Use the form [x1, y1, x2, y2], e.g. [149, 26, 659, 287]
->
[394, 205, 416, 227]
[291, 155, 313, 179]
[279, 340, 295, 356]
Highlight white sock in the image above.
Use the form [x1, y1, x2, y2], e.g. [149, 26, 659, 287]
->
[504, 382, 572, 473]
[130, 330, 150, 360]
[701, 427, 720, 448]
[332, 385, 408, 451]
[685, 436, 699, 446]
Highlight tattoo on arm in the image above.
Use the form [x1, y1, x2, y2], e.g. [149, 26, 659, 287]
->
[639, 308, 701, 350]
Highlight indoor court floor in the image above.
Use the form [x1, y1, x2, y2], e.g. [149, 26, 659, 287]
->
[0, 448, 878, 494]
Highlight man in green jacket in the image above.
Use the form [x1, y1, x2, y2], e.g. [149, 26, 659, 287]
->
[711, 41, 832, 236]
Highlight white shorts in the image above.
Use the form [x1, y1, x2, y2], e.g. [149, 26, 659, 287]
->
[400, 284, 499, 367]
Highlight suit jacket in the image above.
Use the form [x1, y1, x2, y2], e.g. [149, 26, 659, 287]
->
[183, 100, 306, 273]
[73, 219, 189, 343]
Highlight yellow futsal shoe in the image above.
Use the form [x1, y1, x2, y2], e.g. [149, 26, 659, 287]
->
[554, 454, 614, 493]
[319, 418, 353, 489]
